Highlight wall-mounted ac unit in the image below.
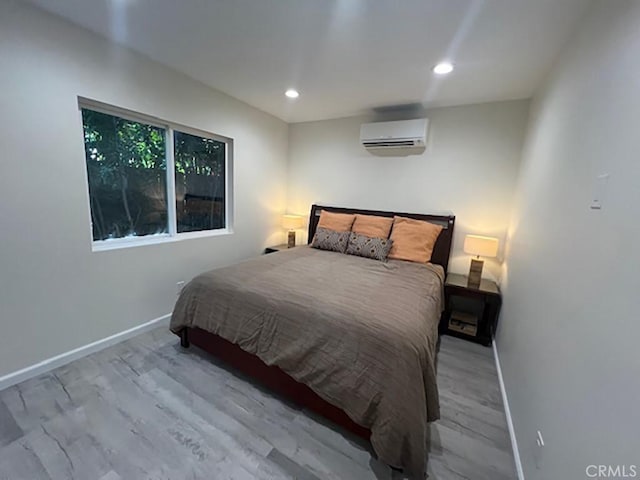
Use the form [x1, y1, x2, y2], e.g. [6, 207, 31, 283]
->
[360, 118, 428, 150]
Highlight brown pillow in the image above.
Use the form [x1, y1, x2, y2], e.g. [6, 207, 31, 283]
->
[351, 214, 394, 239]
[388, 216, 443, 263]
[317, 210, 355, 232]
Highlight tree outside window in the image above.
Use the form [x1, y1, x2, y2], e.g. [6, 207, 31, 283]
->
[81, 104, 229, 245]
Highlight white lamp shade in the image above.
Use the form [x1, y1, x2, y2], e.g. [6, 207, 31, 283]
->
[282, 214, 304, 230]
[463, 235, 499, 258]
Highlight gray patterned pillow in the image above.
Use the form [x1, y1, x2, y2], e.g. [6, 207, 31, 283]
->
[311, 227, 350, 253]
[345, 232, 393, 262]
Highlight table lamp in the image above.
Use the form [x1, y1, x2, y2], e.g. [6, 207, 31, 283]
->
[463, 235, 499, 288]
[282, 214, 304, 248]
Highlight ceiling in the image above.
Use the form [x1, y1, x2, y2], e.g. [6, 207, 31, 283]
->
[26, 0, 590, 123]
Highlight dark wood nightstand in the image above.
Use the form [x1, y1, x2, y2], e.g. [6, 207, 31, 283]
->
[264, 244, 289, 254]
[441, 273, 502, 346]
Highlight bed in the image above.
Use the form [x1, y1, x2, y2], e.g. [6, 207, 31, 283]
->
[170, 204, 455, 477]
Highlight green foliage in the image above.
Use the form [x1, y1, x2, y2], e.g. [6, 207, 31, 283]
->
[174, 130, 223, 176]
[82, 108, 225, 241]
[82, 109, 168, 240]
[174, 131, 225, 233]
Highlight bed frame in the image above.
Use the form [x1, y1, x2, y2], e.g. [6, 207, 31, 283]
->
[178, 205, 455, 441]
[308, 204, 455, 272]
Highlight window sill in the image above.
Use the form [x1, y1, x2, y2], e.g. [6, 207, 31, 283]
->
[91, 228, 233, 252]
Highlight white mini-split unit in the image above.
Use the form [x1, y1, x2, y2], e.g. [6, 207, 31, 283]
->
[360, 118, 429, 150]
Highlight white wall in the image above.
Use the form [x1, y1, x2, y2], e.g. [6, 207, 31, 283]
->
[287, 100, 529, 279]
[498, 1, 640, 478]
[0, 1, 288, 377]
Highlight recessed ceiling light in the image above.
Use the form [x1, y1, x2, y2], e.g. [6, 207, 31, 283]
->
[433, 62, 454, 75]
[285, 89, 299, 98]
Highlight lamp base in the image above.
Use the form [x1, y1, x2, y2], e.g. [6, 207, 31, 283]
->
[287, 230, 296, 248]
[467, 258, 484, 289]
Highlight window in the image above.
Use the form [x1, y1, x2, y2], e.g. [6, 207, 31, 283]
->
[82, 109, 169, 241]
[80, 99, 231, 250]
[174, 131, 225, 233]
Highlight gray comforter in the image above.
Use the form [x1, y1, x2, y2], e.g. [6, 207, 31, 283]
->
[170, 246, 443, 476]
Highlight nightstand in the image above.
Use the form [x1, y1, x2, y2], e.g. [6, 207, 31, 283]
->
[441, 273, 502, 346]
[264, 244, 289, 254]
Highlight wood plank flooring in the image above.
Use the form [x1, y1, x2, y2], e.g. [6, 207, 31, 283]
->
[0, 327, 516, 479]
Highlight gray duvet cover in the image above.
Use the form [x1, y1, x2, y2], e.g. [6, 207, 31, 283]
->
[170, 246, 443, 476]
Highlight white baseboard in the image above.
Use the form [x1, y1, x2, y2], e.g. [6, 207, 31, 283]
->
[0, 313, 171, 392]
[493, 339, 525, 480]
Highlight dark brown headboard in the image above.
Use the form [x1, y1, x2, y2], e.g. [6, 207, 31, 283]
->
[308, 204, 456, 272]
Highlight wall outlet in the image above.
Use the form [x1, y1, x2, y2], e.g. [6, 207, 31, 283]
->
[590, 173, 610, 209]
[176, 281, 185, 296]
[533, 430, 545, 469]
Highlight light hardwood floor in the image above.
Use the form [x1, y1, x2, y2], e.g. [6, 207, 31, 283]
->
[0, 327, 516, 480]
